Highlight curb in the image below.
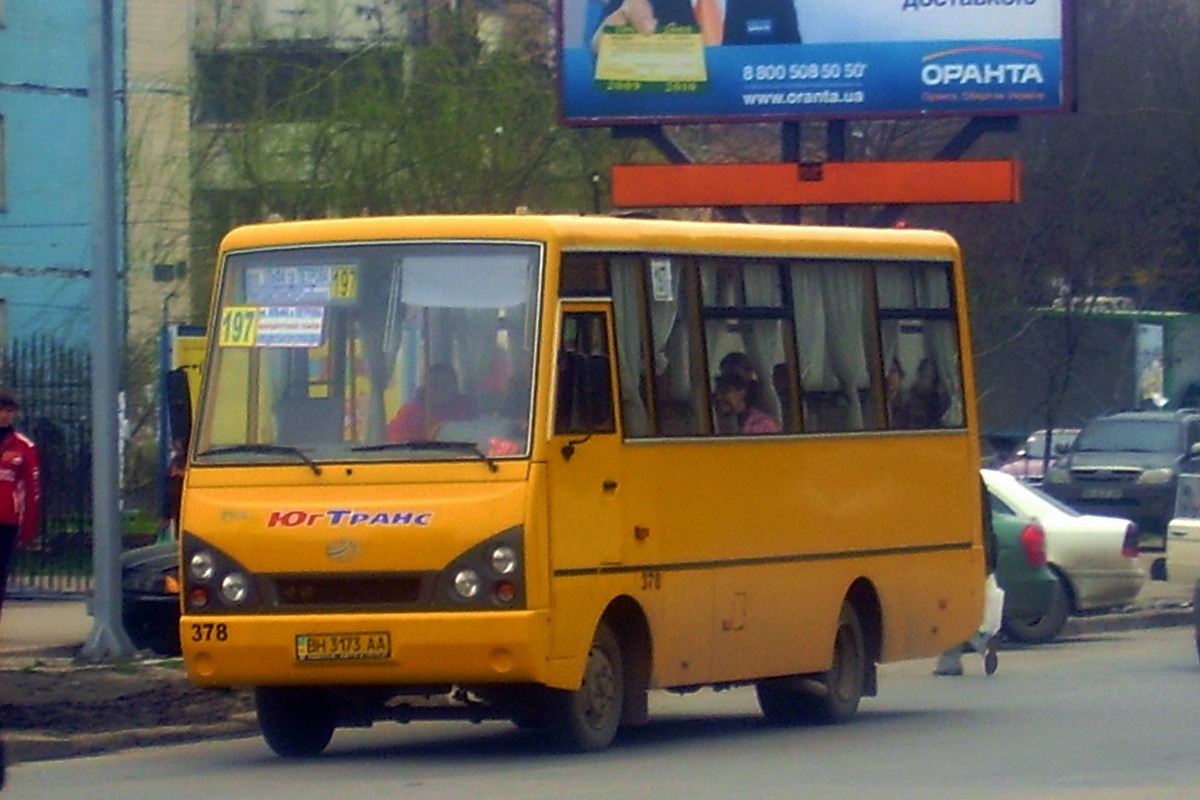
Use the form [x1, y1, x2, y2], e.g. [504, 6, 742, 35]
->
[6, 716, 260, 764]
[1061, 604, 1194, 637]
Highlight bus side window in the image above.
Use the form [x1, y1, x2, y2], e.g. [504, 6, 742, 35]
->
[555, 312, 616, 435]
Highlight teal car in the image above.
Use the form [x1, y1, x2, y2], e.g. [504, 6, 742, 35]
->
[985, 485, 1059, 635]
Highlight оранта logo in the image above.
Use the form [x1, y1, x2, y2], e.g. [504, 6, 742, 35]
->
[920, 46, 1045, 87]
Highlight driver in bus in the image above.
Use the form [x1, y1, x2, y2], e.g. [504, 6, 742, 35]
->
[387, 363, 476, 442]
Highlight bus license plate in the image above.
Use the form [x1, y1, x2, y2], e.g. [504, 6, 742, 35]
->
[295, 632, 391, 662]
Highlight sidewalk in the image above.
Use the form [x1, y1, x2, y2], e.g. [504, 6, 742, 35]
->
[0, 596, 94, 662]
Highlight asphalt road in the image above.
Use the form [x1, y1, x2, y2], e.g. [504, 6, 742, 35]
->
[6, 625, 1200, 800]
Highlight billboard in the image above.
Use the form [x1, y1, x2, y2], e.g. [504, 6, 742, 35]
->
[558, 0, 1069, 125]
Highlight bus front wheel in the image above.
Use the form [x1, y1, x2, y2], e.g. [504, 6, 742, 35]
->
[756, 601, 866, 725]
[255, 686, 336, 758]
[544, 621, 624, 752]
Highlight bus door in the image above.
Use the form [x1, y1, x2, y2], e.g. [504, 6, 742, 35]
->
[547, 306, 624, 647]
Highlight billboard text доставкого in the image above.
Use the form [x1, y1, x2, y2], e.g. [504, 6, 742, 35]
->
[558, 0, 1067, 125]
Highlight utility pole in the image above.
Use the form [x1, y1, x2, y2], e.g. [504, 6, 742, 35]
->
[83, 0, 134, 660]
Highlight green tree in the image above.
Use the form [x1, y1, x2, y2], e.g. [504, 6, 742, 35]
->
[188, 4, 642, 319]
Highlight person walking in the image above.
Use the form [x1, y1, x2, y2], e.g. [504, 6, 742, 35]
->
[0, 388, 42, 626]
[934, 478, 1002, 677]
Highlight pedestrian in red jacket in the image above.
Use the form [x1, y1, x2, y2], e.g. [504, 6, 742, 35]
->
[0, 388, 41, 624]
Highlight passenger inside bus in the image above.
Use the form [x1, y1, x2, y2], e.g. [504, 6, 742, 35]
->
[890, 357, 950, 429]
[713, 373, 780, 435]
[387, 363, 477, 441]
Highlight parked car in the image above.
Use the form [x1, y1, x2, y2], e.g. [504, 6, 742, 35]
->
[1043, 409, 1200, 536]
[1166, 472, 1200, 586]
[998, 428, 1079, 485]
[120, 542, 181, 656]
[983, 469, 1143, 644]
[983, 479, 1059, 637]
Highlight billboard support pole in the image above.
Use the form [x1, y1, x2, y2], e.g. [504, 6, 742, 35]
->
[826, 121, 848, 226]
[781, 122, 801, 225]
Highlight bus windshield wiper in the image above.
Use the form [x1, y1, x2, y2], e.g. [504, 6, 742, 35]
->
[199, 444, 322, 476]
[351, 440, 498, 473]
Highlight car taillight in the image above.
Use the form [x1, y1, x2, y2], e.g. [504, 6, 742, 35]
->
[1020, 522, 1048, 568]
[1121, 522, 1140, 559]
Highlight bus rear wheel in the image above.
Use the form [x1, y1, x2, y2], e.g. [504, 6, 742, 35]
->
[756, 601, 866, 725]
[255, 686, 336, 758]
[544, 621, 624, 752]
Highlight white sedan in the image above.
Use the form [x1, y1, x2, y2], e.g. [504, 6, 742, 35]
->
[982, 469, 1145, 643]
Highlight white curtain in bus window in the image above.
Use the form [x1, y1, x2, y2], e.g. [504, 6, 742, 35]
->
[876, 263, 963, 429]
[610, 256, 652, 436]
[789, 262, 871, 432]
[648, 256, 704, 437]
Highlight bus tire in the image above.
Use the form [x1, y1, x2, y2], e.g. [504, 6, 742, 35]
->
[756, 601, 866, 725]
[544, 621, 624, 752]
[255, 687, 336, 758]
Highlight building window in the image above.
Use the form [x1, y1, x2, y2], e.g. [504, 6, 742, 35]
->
[194, 49, 406, 124]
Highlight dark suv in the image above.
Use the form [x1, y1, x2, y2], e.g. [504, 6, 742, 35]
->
[1043, 409, 1200, 535]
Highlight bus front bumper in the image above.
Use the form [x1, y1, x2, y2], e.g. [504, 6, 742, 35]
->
[180, 609, 568, 689]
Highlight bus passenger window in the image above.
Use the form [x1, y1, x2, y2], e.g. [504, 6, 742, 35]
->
[877, 261, 964, 430]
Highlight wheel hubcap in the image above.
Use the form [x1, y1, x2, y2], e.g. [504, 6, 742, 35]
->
[582, 646, 617, 728]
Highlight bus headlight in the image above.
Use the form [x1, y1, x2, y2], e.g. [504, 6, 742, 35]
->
[189, 551, 216, 581]
[220, 572, 250, 604]
[491, 546, 517, 575]
[454, 569, 481, 599]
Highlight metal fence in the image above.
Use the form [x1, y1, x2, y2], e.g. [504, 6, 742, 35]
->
[4, 337, 94, 595]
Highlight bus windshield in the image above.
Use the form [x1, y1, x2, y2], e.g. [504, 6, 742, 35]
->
[195, 240, 541, 465]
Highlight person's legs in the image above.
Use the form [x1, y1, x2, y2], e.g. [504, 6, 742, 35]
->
[966, 630, 1000, 676]
[933, 643, 966, 676]
[981, 636, 999, 675]
[0, 523, 19, 624]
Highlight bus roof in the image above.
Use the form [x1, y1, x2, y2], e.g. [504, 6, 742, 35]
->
[218, 214, 961, 262]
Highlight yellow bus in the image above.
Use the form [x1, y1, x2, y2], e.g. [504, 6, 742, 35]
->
[180, 214, 986, 756]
